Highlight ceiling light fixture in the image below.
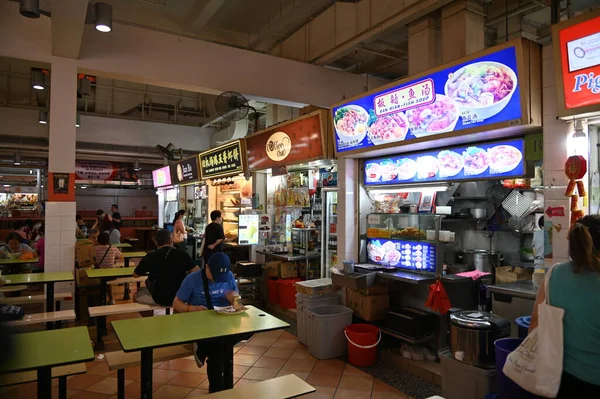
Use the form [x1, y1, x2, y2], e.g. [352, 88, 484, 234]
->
[20, 0, 40, 18]
[133, 160, 141, 171]
[94, 3, 113, 33]
[76, 114, 81, 128]
[14, 153, 21, 166]
[3, 185, 10, 188]
[32, 69, 45, 90]
[38, 110, 48, 124]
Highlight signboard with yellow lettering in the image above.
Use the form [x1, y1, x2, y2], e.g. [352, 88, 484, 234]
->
[199, 140, 246, 180]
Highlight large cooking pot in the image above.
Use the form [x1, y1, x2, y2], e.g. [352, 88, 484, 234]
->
[449, 311, 511, 366]
[465, 250, 503, 272]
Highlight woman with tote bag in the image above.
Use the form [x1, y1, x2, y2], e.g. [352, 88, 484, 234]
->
[505, 215, 600, 398]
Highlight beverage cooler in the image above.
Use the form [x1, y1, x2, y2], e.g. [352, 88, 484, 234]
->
[320, 188, 338, 278]
[163, 187, 179, 229]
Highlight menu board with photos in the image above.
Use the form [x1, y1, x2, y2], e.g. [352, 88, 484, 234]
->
[332, 46, 522, 153]
[171, 156, 200, 185]
[152, 166, 172, 188]
[364, 138, 525, 185]
[367, 238, 436, 272]
[238, 214, 259, 245]
[199, 140, 244, 179]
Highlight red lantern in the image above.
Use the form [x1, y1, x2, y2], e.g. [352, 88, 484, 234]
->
[565, 155, 587, 225]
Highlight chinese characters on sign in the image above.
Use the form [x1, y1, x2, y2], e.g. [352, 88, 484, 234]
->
[199, 140, 244, 179]
[374, 79, 435, 116]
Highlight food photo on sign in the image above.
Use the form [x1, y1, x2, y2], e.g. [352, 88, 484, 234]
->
[333, 46, 522, 152]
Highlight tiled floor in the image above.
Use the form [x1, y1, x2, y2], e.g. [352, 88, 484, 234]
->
[0, 329, 414, 399]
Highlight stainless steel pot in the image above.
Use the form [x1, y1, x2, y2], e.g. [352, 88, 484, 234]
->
[449, 311, 511, 366]
[466, 250, 503, 272]
[470, 208, 487, 219]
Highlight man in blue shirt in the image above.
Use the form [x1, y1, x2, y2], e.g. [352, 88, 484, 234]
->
[173, 252, 239, 393]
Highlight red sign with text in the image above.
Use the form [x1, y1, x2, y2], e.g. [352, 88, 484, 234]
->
[558, 14, 600, 110]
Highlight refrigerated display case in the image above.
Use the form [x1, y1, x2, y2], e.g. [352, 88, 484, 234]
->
[321, 188, 338, 278]
[191, 184, 208, 232]
[163, 187, 179, 227]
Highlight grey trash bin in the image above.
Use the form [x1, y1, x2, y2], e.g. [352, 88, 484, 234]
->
[306, 305, 353, 359]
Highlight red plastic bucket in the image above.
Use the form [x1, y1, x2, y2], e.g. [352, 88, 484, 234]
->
[267, 278, 279, 305]
[344, 324, 381, 367]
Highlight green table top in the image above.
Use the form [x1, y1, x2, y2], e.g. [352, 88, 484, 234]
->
[2, 271, 73, 285]
[0, 327, 95, 373]
[115, 243, 132, 249]
[113, 306, 290, 352]
[85, 267, 136, 278]
[0, 257, 40, 265]
[122, 252, 146, 258]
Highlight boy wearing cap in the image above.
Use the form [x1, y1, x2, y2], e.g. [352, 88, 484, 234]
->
[173, 252, 240, 393]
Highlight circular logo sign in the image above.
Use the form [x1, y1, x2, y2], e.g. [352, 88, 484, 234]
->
[266, 132, 292, 162]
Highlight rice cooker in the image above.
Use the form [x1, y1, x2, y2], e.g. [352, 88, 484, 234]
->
[449, 310, 511, 366]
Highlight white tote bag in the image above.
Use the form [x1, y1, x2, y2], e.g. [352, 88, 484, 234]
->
[502, 265, 565, 397]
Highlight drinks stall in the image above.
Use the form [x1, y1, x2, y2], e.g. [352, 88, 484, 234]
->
[330, 38, 543, 396]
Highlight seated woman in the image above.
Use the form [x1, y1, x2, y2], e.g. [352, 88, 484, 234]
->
[33, 224, 45, 272]
[0, 232, 37, 273]
[94, 232, 122, 305]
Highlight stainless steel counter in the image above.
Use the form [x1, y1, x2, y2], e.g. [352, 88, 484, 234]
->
[255, 250, 320, 261]
[488, 280, 538, 300]
[376, 270, 436, 284]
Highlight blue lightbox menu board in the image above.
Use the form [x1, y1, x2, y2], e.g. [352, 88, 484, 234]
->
[332, 46, 522, 153]
[367, 238, 436, 272]
[364, 138, 525, 185]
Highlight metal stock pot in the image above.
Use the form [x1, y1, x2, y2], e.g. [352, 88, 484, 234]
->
[465, 250, 503, 272]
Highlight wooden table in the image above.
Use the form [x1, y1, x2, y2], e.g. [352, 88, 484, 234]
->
[0, 257, 40, 274]
[0, 326, 94, 399]
[112, 306, 290, 398]
[85, 267, 136, 349]
[2, 272, 73, 329]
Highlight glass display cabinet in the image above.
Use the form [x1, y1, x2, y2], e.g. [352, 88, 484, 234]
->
[365, 213, 444, 275]
[292, 228, 320, 255]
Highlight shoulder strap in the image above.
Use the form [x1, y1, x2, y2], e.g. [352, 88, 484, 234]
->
[544, 264, 557, 305]
[201, 268, 213, 310]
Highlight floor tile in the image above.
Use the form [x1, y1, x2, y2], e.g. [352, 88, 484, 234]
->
[153, 369, 181, 384]
[196, 377, 239, 391]
[373, 379, 402, 393]
[290, 348, 317, 361]
[234, 378, 258, 387]
[86, 377, 131, 395]
[306, 372, 342, 388]
[248, 337, 278, 347]
[276, 370, 310, 381]
[253, 356, 288, 369]
[279, 331, 298, 340]
[312, 359, 346, 376]
[233, 354, 260, 366]
[371, 391, 409, 399]
[243, 366, 279, 381]
[255, 330, 284, 339]
[157, 359, 198, 371]
[182, 363, 207, 374]
[282, 357, 317, 372]
[154, 362, 164, 368]
[333, 388, 371, 399]
[185, 388, 210, 397]
[337, 375, 373, 391]
[86, 362, 117, 377]
[124, 366, 142, 380]
[263, 347, 295, 359]
[70, 391, 113, 399]
[153, 384, 193, 399]
[233, 365, 250, 378]
[167, 372, 208, 388]
[237, 345, 269, 356]
[343, 364, 371, 378]
[303, 386, 336, 399]
[124, 381, 163, 398]
[272, 338, 300, 349]
[66, 373, 106, 390]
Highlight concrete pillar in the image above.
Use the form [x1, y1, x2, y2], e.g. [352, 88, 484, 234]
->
[45, 56, 77, 295]
[335, 158, 359, 270]
[541, 44, 570, 264]
[408, 16, 440, 75]
[441, 0, 485, 63]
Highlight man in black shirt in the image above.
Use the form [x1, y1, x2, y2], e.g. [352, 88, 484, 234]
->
[202, 210, 225, 264]
[133, 229, 199, 306]
[111, 204, 122, 231]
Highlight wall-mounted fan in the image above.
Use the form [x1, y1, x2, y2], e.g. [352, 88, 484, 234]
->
[215, 91, 260, 130]
[156, 143, 182, 161]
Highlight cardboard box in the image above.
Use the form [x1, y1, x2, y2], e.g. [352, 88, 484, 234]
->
[279, 262, 298, 279]
[355, 284, 389, 295]
[265, 261, 280, 278]
[345, 288, 389, 321]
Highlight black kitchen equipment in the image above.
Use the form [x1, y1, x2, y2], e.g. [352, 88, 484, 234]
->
[234, 261, 262, 277]
[383, 307, 436, 338]
[449, 310, 510, 366]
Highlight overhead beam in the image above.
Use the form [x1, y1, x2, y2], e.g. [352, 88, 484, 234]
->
[50, 0, 89, 59]
[185, 0, 227, 32]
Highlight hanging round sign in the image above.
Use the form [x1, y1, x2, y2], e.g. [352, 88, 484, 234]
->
[565, 155, 587, 180]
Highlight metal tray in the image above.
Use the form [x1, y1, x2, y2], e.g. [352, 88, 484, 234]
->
[331, 271, 377, 290]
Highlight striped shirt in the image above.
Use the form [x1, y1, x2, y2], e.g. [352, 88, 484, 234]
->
[94, 245, 122, 268]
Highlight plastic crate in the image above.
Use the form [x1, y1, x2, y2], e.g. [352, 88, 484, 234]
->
[296, 292, 340, 345]
[439, 350, 497, 399]
[306, 305, 353, 359]
[267, 278, 279, 305]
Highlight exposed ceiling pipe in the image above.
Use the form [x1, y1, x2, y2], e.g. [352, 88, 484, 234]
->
[486, 1, 545, 26]
[0, 143, 166, 160]
[355, 47, 406, 61]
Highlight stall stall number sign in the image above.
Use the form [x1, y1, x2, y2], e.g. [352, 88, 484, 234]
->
[172, 157, 200, 185]
[558, 14, 600, 109]
[152, 166, 172, 188]
[367, 238, 436, 272]
[199, 141, 243, 179]
[238, 214, 259, 245]
[332, 46, 522, 152]
[364, 138, 525, 185]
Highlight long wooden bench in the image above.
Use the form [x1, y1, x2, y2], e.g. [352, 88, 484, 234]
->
[204, 374, 315, 398]
[105, 345, 193, 399]
[0, 363, 87, 399]
[0, 292, 73, 309]
[5, 310, 76, 328]
[88, 303, 169, 349]
[107, 276, 147, 300]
